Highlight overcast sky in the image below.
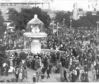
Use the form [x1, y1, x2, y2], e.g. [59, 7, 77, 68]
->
[0, 0, 99, 11]
[50, 0, 99, 11]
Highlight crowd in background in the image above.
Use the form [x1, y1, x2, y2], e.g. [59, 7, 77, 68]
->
[32, 28, 98, 82]
[0, 28, 98, 82]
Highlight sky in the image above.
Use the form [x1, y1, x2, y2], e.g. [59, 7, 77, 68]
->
[50, 0, 99, 11]
[0, 0, 99, 11]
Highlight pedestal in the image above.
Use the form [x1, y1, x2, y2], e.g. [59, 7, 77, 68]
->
[31, 39, 41, 54]
[10, 59, 13, 66]
[8, 59, 14, 73]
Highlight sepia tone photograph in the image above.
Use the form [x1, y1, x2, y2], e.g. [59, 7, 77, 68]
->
[0, 0, 98, 83]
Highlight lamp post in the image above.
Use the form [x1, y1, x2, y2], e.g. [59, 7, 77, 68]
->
[63, 18, 65, 26]
[96, 21, 99, 43]
[8, 26, 15, 49]
[3, 31, 7, 46]
[70, 15, 72, 29]
[56, 22, 59, 37]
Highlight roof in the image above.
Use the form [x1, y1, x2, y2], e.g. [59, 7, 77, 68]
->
[27, 14, 44, 25]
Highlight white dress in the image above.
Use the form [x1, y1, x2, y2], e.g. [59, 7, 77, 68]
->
[19, 69, 23, 80]
[19, 72, 23, 80]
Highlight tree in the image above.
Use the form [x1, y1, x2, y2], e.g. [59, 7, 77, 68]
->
[8, 7, 51, 31]
[19, 52, 27, 60]
[55, 11, 71, 27]
[72, 16, 93, 28]
[55, 10, 98, 29]
[0, 11, 6, 38]
[72, 11, 98, 29]
[0, 45, 8, 67]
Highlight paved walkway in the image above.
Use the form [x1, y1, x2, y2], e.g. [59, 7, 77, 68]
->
[0, 73, 15, 82]
[25, 68, 36, 82]
[40, 73, 60, 82]
[1, 68, 99, 82]
[25, 68, 61, 82]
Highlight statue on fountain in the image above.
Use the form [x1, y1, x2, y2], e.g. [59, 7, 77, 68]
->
[24, 14, 47, 55]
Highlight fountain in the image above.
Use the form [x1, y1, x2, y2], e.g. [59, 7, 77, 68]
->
[5, 14, 63, 76]
[24, 14, 47, 54]
[5, 14, 64, 54]
[5, 13, 64, 54]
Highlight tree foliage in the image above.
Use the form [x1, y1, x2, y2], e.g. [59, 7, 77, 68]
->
[55, 11, 99, 29]
[72, 12, 98, 28]
[55, 11, 71, 27]
[0, 11, 6, 38]
[8, 7, 51, 31]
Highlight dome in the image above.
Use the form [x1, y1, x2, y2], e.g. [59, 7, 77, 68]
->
[27, 14, 44, 25]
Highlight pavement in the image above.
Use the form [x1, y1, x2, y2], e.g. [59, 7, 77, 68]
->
[40, 73, 61, 82]
[0, 68, 99, 82]
[0, 73, 15, 82]
[0, 68, 61, 82]
[25, 68, 61, 82]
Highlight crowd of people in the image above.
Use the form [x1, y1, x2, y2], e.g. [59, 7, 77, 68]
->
[0, 28, 98, 82]
[38, 28, 98, 82]
[0, 52, 27, 82]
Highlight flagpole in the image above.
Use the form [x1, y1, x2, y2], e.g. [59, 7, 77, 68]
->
[57, 22, 59, 37]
